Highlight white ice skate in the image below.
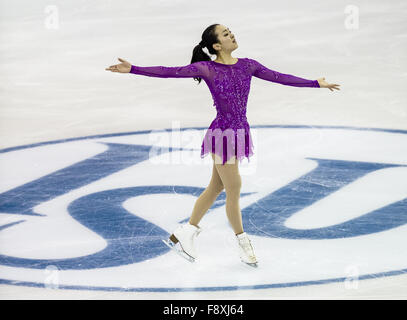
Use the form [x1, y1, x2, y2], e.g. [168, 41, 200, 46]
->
[162, 223, 202, 263]
[236, 232, 258, 267]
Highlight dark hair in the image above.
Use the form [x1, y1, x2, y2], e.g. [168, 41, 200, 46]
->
[191, 23, 220, 84]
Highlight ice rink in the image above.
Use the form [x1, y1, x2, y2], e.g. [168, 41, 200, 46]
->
[0, 0, 406, 299]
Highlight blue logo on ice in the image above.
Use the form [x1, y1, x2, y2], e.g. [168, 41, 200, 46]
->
[0, 125, 406, 292]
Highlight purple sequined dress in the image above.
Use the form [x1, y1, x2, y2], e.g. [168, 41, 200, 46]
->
[130, 58, 319, 165]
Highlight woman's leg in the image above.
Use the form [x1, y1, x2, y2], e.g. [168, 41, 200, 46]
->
[212, 153, 244, 235]
[188, 154, 224, 227]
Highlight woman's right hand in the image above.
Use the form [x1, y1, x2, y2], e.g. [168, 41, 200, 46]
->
[105, 58, 132, 73]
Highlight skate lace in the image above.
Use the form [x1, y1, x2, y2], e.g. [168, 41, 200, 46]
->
[194, 227, 202, 238]
[239, 238, 255, 257]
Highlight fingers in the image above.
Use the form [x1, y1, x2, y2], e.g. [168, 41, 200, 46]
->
[319, 78, 341, 91]
[320, 81, 340, 91]
[105, 65, 119, 72]
[106, 59, 129, 72]
[328, 84, 340, 91]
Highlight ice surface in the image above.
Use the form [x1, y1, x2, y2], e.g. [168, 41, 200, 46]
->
[0, 0, 406, 299]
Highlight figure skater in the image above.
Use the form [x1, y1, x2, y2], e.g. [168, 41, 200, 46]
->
[105, 23, 340, 267]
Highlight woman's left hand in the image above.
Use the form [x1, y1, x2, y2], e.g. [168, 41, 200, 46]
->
[317, 77, 340, 91]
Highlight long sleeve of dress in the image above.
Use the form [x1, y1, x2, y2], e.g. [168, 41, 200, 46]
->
[129, 61, 209, 80]
[251, 59, 320, 88]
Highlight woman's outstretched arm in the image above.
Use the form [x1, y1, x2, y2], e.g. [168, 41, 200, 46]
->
[105, 58, 209, 80]
[250, 58, 340, 91]
[251, 58, 319, 87]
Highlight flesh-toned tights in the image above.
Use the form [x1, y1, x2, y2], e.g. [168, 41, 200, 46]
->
[188, 153, 243, 235]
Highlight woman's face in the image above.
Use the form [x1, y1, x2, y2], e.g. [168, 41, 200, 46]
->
[213, 24, 238, 53]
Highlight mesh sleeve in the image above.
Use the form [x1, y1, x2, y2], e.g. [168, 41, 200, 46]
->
[251, 59, 319, 88]
[130, 61, 210, 80]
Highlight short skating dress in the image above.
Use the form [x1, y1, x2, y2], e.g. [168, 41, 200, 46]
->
[130, 58, 320, 165]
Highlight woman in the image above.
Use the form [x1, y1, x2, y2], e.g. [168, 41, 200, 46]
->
[105, 23, 340, 267]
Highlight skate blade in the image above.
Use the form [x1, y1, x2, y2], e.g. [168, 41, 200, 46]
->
[162, 239, 195, 263]
[242, 261, 258, 268]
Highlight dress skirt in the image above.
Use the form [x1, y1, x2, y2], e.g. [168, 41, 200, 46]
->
[200, 120, 254, 165]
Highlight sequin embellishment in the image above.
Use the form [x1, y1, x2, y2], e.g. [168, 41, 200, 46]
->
[130, 58, 319, 165]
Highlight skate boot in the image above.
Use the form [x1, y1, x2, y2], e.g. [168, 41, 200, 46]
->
[236, 232, 258, 267]
[162, 223, 202, 262]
